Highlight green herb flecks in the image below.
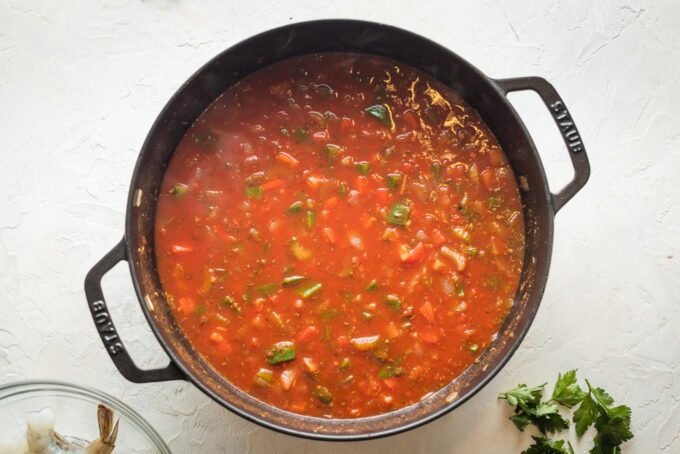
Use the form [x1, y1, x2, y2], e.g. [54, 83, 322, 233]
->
[256, 283, 277, 297]
[265, 341, 296, 364]
[387, 202, 410, 226]
[293, 127, 308, 143]
[306, 210, 315, 229]
[385, 173, 402, 190]
[170, 183, 188, 197]
[282, 275, 305, 287]
[246, 186, 263, 199]
[364, 104, 395, 130]
[366, 279, 378, 291]
[286, 201, 303, 215]
[297, 282, 323, 299]
[384, 294, 401, 309]
[355, 161, 370, 175]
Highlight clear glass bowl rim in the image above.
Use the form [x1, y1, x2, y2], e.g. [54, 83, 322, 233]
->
[0, 379, 171, 453]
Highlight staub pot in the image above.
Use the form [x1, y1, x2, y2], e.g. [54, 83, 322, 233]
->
[85, 20, 589, 440]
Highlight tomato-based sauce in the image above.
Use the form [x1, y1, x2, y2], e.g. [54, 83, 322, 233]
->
[154, 53, 525, 418]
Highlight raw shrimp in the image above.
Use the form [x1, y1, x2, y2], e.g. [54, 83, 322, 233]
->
[26, 408, 55, 453]
[0, 405, 119, 454]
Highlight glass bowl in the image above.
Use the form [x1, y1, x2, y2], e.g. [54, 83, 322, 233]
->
[0, 380, 170, 453]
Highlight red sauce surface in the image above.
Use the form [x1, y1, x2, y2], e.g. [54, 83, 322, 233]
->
[154, 53, 525, 418]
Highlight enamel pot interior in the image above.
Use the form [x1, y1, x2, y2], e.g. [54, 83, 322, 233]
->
[124, 20, 553, 440]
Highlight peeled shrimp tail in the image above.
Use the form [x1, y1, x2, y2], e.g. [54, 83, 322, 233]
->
[83, 419, 118, 454]
[84, 405, 119, 454]
[96, 405, 113, 439]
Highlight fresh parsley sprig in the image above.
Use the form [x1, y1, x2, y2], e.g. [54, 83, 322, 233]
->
[499, 370, 584, 434]
[574, 380, 633, 454]
[522, 436, 574, 454]
[499, 370, 633, 453]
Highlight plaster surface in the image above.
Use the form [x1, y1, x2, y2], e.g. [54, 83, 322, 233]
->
[1, 1, 679, 452]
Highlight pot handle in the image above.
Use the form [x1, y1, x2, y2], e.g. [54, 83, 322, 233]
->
[84, 238, 185, 383]
[495, 77, 590, 213]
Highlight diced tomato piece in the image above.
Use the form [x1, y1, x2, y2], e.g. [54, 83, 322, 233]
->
[276, 151, 300, 168]
[419, 301, 435, 323]
[360, 215, 375, 229]
[251, 314, 264, 328]
[336, 335, 350, 348]
[402, 109, 419, 129]
[262, 178, 285, 192]
[489, 147, 504, 167]
[297, 325, 319, 343]
[323, 197, 338, 209]
[355, 176, 368, 192]
[340, 116, 354, 130]
[177, 297, 195, 315]
[385, 322, 401, 339]
[449, 163, 467, 178]
[481, 168, 495, 189]
[431, 229, 446, 246]
[171, 244, 192, 254]
[323, 227, 336, 245]
[400, 242, 425, 265]
[419, 330, 439, 344]
[383, 378, 399, 390]
[375, 187, 389, 202]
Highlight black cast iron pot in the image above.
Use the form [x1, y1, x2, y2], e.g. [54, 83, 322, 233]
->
[85, 20, 589, 440]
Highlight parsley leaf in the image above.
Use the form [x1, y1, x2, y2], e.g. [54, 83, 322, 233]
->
[533, 403, 570, 435]
[522, 436, 574, 454]
[499, 384, 569, 434]
[502, 372, 633, 454]
[551, 370, 587, 408]
[509, 413, 533, 431]
[499, 383, 545, 409]
[590, 405, 633, 453]
[590, 385, 615, 407]
[573, 393, 598, 436]
[585, 380, 633, 453]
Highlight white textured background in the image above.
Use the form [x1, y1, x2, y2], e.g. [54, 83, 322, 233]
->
[1, 1, 679, 452]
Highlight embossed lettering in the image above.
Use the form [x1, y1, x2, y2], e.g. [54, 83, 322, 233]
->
[108, 342, 124, 355]
[550, 100, 565, 113]
[90, 300, 124, 355]
[549, 101, 583, 153]
[99, 321, 116, 334]
[94, 311, 109, 325]
[103, 333, 119, 343]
